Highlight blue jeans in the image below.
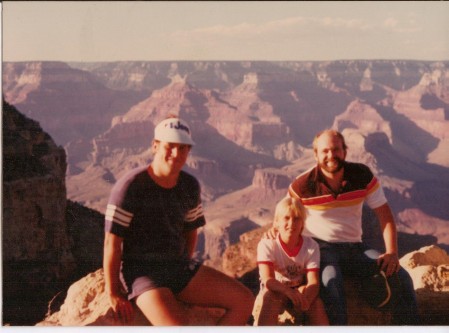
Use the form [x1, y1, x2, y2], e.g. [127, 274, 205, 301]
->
[315, 239, 419, 325]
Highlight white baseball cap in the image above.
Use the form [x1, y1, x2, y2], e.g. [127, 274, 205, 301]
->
[154, 118, 195, 146]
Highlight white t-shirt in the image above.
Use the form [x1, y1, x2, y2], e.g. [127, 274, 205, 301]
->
[257, 235, 320, 287]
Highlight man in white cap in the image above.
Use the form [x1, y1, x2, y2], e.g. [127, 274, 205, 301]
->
[103, 116, 254, 325]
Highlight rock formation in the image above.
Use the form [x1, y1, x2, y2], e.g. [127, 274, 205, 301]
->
[2, 62, 149, 145]
[202, 168, 293, 269]
[2, 102, 106, 326]
[2, 101, 76, 325]
[400, 245, 449, 325]
[38, 235, 449, 326]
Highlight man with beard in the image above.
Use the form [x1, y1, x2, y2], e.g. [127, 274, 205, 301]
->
[286, 129, 418, 325]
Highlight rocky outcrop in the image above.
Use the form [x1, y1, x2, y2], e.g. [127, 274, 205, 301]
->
[333, 100, 393, 143]
[2, 101, 77, 325]
[222, 225, 271, 279]
[65, 200, 105, 279]
[2, 102, 107, 326]
[399, 245, 449, 325]
[224, 226, 449, 326]
[206, 72, 289, 151]
[400, 245, 449, 291]
[3, 62, 43, 105]
[37, 269, 225, 326]
[39, 238, 449, 326]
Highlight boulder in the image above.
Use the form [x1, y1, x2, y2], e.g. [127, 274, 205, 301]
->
[400, 245, 449, 325]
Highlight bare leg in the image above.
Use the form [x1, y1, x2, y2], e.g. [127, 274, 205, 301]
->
[177, 265, 254, 325]
[305, 297, 329, 325]
[295, 285, 329, 325]
[257, 290, 286, 326]
[136, 287, 189, 325]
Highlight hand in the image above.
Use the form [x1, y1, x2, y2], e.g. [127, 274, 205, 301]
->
[377, 252, 400, 277]
[109, 293, 134, 324]
[285, 288, 310, 312]
[262, 226, 278, 240]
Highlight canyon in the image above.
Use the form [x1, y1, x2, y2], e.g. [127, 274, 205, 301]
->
[3, 60, 449, 325]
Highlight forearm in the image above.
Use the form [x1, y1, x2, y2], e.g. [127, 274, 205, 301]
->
[103, 233, 134, 323]
[265, 278, 291, 296]
[183, 230, 198, 258]
[382, 221, 398, 254]
[302, 282, 319, 303]
[103, 233, 123, 296]
[302, 271, 320, 303]
[376, 203, 398, 254]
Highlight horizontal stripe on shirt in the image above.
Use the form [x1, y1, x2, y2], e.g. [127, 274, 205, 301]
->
[288, 162, 387, 242]
[185, 204, 204, 222]
[105, 204, 133, 227]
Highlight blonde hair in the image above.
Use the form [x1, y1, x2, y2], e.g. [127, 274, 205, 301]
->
[274, 197, 306, 229]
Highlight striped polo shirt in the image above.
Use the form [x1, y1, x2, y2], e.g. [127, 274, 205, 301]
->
[288, 162, 387, 243]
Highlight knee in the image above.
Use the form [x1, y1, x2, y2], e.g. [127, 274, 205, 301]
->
[320, 266, 346, 305]
[261, 290, 283, 304]
[321, 265, 342, 287]
[396, 267, 416, 296]
[364, 249, 381, 260]
[230, 284, 255, 314]
[397, 267, 413, 284]
[232, 286, 255, 321]
[258, 289, 285, 316]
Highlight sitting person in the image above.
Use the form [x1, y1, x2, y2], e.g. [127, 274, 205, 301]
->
[272, 129, 418, 325]
[103, 116, 254, 325]
[254, 197, 329, 326]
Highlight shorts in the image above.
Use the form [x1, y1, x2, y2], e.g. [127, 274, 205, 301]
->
[126, 258, 202, 300]
[253, 283, 305, 325]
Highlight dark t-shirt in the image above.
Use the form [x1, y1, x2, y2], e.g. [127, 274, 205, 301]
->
[104, 165, 205, 282]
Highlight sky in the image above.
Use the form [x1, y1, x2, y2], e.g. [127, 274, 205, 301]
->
[2, 1, 449, 62]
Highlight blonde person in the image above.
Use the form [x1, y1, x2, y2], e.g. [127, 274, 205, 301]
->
[255, 197, 328, 326]
[103, 117, 254, 325]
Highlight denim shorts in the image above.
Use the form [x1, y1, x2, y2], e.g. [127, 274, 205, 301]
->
[126, 258, 202, 300]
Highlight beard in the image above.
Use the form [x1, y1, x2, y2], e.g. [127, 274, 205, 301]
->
[319, 157, 344, 174]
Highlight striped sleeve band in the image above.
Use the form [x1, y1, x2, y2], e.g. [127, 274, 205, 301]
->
[105, 204, 133, 227]
[184, 203, 204, 223]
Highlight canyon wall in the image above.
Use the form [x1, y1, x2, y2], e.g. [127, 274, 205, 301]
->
[2, 101, 76, 324]
[2, 101, 105, 325]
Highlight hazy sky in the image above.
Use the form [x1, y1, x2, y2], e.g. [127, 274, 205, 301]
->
[2, 1, 449, 62]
